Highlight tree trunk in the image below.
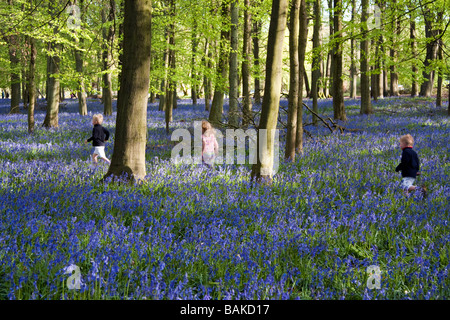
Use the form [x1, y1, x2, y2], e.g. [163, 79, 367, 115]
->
[22, 68, 28, 110]
[285, 0, 300, 162]
[209, 1, 230, 126]
[191, 21, 198, 105]
[105, 0, 152, 182]
[436, 41, 443, 107]
[7, 37, 21, 114]
[242, 0, 252, 127]
[389, 1, 399, 97]
[159, 28, 169, 111]
[74, 0, 87, 115]
[360, 0, 372, 114]
[203, 40, 212, 111]
[43, 40, 60, 128]
[251, 0, 288, 183]
[410, 12, 419, 97]
[102, 1, 116, 116]
[332, 0, 345, 121]
[228, 0, 239, 127]
[419, 10, 441, 97]
[295, 0, 308, 153]
[324, 0, 333, 98]
[165, 0, 176, 133]
[252, 19, 262, 105]
[349, 0, 356, 99]
[311, 0, 322, 124]
[27, 35, 36, 133]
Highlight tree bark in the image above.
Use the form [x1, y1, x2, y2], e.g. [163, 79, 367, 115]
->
[228, 0, 239, 127]
[285, 0, 300, 161]
[311, 0, 322, 125]
[203, 40, 212, 111]
[436, 40, 443, 107]
[389, 0, 399, 97]
[251, 0, 288, 183]
[27, 35, 36, 133]
[7, 37, 21, 114]
[360, 0, 372, 114]
[43, 40, 60, 128]
[295, 0, 308, 154]
[159, 28, 170, 112]
[350, 0, 356, 99]
[102, 1, 116, 116]
[410, 11, 419, 97]
[105, 0, 152, 182]
[242, 0, 252, 127]
[252, 19, 262, 105]
[332, 0, 346, 121]
[75, 0, 87, 115]
[209, 1, 230, 126]
[191, 21, 198, 105]
[165, 0, 176, 133]
[419, 9, 441, 97]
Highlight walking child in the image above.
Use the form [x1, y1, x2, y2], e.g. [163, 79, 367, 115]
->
[85, 114, 111, 165]
[395, 134, 426, 197]
[201, 120, 219, 168]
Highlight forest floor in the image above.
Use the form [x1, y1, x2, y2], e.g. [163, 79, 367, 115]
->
[0, 96, 449, 300]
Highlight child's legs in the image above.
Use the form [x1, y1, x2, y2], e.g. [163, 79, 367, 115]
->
[99, 157, 111, 164]
[92, 153, 98, 163]
[401, 177, 416, 194]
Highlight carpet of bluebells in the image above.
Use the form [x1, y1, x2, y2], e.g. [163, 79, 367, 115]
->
[0, 96, 449, 300]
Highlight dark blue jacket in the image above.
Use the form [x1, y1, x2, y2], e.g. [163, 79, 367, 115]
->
[395, 147, 420, 178]
[87, 124, 110, 146]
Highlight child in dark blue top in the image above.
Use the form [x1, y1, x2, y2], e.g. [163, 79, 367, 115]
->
[395, 134, 426, 197]
[84, 114, 111, 165]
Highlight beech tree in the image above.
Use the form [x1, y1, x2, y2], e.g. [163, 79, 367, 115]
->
[105, 0, 152, 182]
[251, 0, 288, 183]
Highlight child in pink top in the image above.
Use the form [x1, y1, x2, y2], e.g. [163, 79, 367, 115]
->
[202, 120, 219, 167]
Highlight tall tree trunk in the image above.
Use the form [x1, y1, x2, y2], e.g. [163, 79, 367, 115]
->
[43, 39, 60, 128]
[117, 0, 124, 105]
[349, 0, 356, 99]
[22, 68, 28, 110]
[332, 0, 345, 121]
[295, 0, 308, 153]
[360, 0, 372, 114]
[252, 19, 262, 105]
[436, 40, 443, 107]
[251, 0, 288, 183]
[159, 28, 170, 111]
[228, 0, 239, 127]
[311, 0, 322, 125]
[285, 0, 300, 161]
[105, 0, 152, 182]
[7, 37, 21, 114]
[324, 0, 333, 98]
[74, 0, 87, 115]
[165, 0, 176, 134]
[419, 10, 441, 97]
[410, 11, 419, 97]
[191, 21, 198, 105]
[389, 0, 399, 97]
[242, 0, 252, 127]
[209, 1, 230, 126]
[102, 1, 116, 116]
[27, 35, 36, 133]
[203, 40, 212, 111]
